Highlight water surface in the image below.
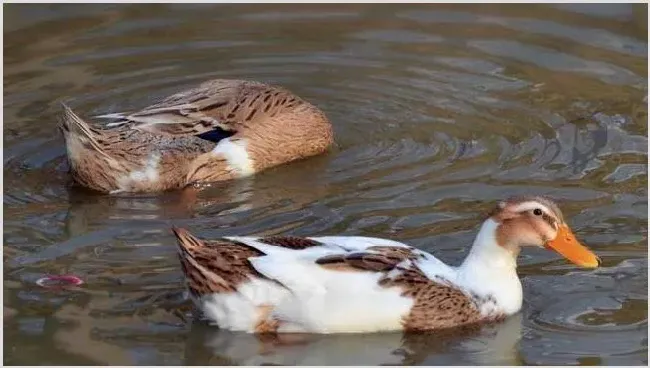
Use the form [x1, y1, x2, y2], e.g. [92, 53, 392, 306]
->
[3, 3, 648, 365]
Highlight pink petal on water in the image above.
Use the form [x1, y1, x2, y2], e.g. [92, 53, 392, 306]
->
[35, 275, 84, 288]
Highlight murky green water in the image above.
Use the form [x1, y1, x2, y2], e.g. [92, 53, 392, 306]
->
[3, 3, 647, 365]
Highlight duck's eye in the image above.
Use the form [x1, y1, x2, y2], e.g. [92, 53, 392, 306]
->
[533, 208, 543, 216]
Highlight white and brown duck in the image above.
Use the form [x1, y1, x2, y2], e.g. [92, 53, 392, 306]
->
[59, 79, 333, 193]
[173, 196, 600, 334]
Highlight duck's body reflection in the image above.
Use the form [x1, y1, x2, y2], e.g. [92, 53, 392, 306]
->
[184, 313, 523, 365]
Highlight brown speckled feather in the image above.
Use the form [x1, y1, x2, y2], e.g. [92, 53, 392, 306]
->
[173, 230, 338, 332]
[172, 229, 329, 299]
[259, 236, 323, 249]
[172, 227, 267, 297]
[60, 104, 213, 192]
[59, 79, 333, 193]
[315, 245, 423, 273]
[108, 80, 308, 137]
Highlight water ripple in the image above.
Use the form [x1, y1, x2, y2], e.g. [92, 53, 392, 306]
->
[3, 3, 647, 366]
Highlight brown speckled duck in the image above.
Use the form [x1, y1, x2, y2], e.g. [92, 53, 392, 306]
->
[59, 79, 333, 193]
[172, 196, 600, 334]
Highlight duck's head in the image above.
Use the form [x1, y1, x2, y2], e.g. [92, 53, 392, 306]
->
[487, 196, 600, 268]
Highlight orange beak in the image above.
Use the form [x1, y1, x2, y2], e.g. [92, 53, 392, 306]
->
[544, 224, 600, 268]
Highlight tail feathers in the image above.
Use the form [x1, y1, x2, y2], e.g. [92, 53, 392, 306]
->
[60, 103, 95, 138]
[172, 226, 207, 268]
[171, 227, 237, 294]
[172, 226, 205, 254]
[59, 103, 110, 158]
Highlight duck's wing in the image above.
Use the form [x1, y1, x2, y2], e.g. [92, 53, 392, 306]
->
[96, 79, 305, 139]
[311, 236, 457, 281]
[225, 236, 463, 333]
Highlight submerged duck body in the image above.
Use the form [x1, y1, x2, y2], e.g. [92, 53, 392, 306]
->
[173, 196, 600, 334]
[59, 79, 333, 193]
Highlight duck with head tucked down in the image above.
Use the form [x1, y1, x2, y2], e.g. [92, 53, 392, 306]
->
[172, 196, 600, 334]
[59, 79, 333, 193]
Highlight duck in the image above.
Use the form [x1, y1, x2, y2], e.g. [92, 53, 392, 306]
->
[59, 79, 333, 194]
[172, 195, 600, 334]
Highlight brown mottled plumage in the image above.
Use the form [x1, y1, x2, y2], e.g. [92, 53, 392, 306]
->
[172, 228, 336, 333]
[60, 79, 333, 193]
[172, 227, 265, 297]
[259, 236, 322, 249]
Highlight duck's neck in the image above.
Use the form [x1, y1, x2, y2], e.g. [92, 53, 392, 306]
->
[456, 218, 523, 316]
[460, 218, 518, 271]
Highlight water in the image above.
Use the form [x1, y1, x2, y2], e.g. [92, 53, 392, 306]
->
[3, 3, 647, 365]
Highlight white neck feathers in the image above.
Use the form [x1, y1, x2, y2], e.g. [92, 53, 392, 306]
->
[456, 218, 523, 316]
[460, 218, 517, 271]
